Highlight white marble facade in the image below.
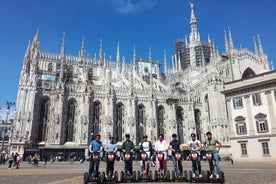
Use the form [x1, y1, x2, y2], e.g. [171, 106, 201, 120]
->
[11, 4, 270, 156]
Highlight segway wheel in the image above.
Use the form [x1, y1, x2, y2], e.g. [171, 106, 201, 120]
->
[120, 171, 124, 182]
[154, 170, 158, 181]
[100, 172, 105, 183]
[202, 170, 208, 182]
[137, 170, 141, 181]
[133, 171, 137, 181]
[83, 172, 89, 184]
[114, 171, 118, 183]
[184, 170, 188, 181]
[166, 170, 170, 181]
[187, 171, 192, 182]
[171, 170, 175, 181]
[149, 170, 153, 181]
[219, 171, 225, 184]
[206, 170, 211, 182]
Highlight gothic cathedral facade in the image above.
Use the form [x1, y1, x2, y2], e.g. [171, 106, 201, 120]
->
[11, 4, 270, 156]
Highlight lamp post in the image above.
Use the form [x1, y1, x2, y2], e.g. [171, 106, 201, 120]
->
[1, 102, 15, 153]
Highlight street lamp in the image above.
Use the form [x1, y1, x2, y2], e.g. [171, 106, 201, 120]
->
[1, 101, 15, 153]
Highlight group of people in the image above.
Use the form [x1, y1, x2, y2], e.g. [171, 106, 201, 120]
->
[87, 131, 221, 179]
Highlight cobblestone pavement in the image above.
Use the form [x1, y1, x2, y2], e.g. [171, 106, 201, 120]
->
[0, 160, 276, 184]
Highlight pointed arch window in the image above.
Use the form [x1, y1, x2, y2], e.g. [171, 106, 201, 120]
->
[114, 103, 123, 142]
[65, 100, 76, 142]
[137, 104, 145, 144]
[38, 98, 49, 142]
[48, 63, 53, 72]
[92, 101, 101, 136]
[176, 106, 184, 142]
[157, 106, 165, 137]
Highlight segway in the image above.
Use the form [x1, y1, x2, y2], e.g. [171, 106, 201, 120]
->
[120, 152, 137, 182]
[104, 152, 118, 183]
[154, 151, 170, 182]
[205, 151, 225, 183]
[187, 150, 208, 182]
[137, 151, 153, 182]
[171, 151, 187, 182]
[83, 152, 105, 184]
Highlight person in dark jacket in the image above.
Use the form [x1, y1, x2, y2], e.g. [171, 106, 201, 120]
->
[122, 134, 134, 176]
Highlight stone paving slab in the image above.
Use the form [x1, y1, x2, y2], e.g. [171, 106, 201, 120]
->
[0, 161, 276, 184]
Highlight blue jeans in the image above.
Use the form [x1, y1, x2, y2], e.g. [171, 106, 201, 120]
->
[89, 156, 100, 177]
[140, 159, 150, 175]
[172, 155, 183, 175]
[124, 160, 133, 175]
[192, 157, 201, 174]
[208, 153, 220, 175]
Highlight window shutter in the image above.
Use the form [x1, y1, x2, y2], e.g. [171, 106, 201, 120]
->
[256, 121, 259, 132]
[233, 99, 236, 108]
[252, 95, 256, 105]
[265, 120, 268, 131]
[236, 123, 239, 134]
[244, 123, 247, 133]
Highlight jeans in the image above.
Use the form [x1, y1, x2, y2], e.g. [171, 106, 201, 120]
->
[124, 160, 133, 175]
[192, 157, 201, 175]
[140, 159, 150, 175]
[208, 153, 220, 175]
[106, 160, 115, 176]
[89, 156, 100, 177]
[172, 155, 183, 175]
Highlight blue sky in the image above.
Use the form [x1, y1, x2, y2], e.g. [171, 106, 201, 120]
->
[0, 0, 275, 112]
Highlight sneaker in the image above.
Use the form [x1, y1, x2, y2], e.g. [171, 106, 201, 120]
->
[192, 173, 196, 178]
[199, 174, 202, 178]
[209, 175, 213, 179]
[216, 174, 219, 178]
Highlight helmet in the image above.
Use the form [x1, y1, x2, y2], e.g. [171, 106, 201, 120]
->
[143, 135, 148, 139]
[109, 135, 114, 139]
[172, 133, 177, 138]
[191, 133, 196, 137]
[125, 133, 130, 138]
[206, 131, 212, 135]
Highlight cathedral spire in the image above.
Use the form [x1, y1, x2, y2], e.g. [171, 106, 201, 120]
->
[224, 30, 229, 53]
[81, 35, 85, 58]
[253, 36, 259, 57]
[148, 47, 152, 61]
[257, 34, 264, 56]
[163, 49, 167, 74]
[61, 32, 65, 60]
[99, 39, 103, 66]
[189, 3, 200, 43]
[228, 27, 234, 50]
[116, 41, 120, 63]
[31, 29, 40, 59]
[133, 44, 137, 72]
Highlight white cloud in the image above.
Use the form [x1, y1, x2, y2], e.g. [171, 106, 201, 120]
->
[110, 0, 160, 15]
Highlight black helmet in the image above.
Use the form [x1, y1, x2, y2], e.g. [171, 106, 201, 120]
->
[206, 131, 212, 135]
[143, 135, 148, 139]
[172, 133, 177, 138]
[191, 133, 196, 137]
[125, 133, 130, 138]
[109, 135, 114, 139]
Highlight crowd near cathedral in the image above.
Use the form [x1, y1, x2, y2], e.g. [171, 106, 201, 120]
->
[10, 4, 276, 160]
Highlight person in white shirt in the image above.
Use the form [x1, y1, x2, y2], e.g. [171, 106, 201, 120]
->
[187, 133, 202, 178]
[154, 134, 168, 172]
[139, 135, 153, 176]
